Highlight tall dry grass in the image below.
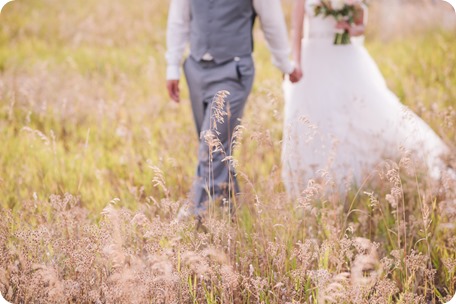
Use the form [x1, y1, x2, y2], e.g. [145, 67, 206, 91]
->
[1, 0, 456, 303]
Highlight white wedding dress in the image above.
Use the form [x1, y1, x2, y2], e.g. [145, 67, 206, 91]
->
[282, 0, 450, 196]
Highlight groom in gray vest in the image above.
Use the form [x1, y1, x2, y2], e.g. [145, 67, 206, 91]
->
[166, 0, 301, 215]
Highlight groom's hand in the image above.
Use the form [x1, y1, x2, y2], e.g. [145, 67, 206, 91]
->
[167, 79, 180, 102]
[289, 67, 303, 83]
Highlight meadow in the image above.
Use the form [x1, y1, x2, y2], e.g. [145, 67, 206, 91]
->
[0, 0, 455, 303]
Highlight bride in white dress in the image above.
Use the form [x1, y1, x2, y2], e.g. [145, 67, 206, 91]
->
[282, 0, 451, 196]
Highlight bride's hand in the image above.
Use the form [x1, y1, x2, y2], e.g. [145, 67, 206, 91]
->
[335, 21, 365, 37]
[335, 20, 350, 32]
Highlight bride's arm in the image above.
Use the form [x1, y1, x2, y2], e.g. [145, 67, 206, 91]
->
[291, 0, 305, 67]
[352, 4, 368, 36]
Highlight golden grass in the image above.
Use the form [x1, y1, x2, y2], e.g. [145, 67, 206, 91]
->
[0, 0, 455, 303]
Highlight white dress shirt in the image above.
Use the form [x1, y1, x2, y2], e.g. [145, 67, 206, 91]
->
[166, 0, 294, 80]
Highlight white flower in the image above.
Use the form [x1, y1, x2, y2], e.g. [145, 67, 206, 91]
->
[331, 0, 345, 10]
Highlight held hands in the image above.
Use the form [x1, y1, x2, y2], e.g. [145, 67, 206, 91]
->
[288, 66, 303, 83]
[166, 79, 180, 102]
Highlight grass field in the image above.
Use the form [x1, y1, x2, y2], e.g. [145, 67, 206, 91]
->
[1, 0, 456, 303]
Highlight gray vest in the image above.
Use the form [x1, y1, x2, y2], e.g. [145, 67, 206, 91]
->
[189, 0, 255, 63]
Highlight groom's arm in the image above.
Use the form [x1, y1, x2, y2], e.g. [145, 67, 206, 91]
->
[165, 0, 190, 102]
[254, 0, 301, 81]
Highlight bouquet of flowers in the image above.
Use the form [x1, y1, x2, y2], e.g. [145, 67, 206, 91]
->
[313, 0, 367, 45]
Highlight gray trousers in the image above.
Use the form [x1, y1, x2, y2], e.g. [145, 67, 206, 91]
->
[183, 55, 255, 212]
